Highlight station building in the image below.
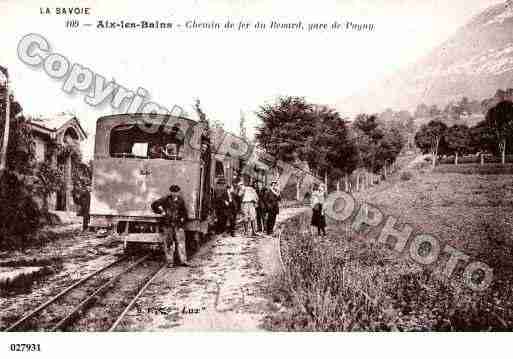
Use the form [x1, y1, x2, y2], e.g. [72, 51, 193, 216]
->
[28, 113, 87, 214]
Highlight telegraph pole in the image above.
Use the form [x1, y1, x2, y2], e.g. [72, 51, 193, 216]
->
[0, 67, 9, 174]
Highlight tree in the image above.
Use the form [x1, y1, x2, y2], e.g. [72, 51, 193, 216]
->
[470, 119, 495, 155]
[1, 98, 31, 173]
[389, 111, 415, 151]
[32, 161, 65, 212]
[353, 114, 383, 172]
[255, 96, 358, 187]
[0, 96, 44, 244]
[256, 96, 314, 163]
[385, 123, 405, 156]
[353, 114, 404, 173]
[308, 104, 359, 179]
[484, 101, 513, 164]
[444, 124, 471, 164]
[414, 120, 448, 168]
[0, 94, 90, 245]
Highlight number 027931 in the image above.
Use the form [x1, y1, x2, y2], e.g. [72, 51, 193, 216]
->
[9, 344, 41, 352]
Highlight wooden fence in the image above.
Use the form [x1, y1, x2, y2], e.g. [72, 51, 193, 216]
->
[333, 161, 400, 194]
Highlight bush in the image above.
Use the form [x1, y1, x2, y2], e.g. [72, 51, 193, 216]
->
[0, 172, 43, 249]
[269, 233, 396, 331]
[266, 219, 511, 331]
[0, 112, 90, 249]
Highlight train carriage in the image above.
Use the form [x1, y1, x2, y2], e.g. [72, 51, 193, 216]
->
[90, 113, 221, 251]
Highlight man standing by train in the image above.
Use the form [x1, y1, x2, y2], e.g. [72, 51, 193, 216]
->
[151, 185, 189, 267]
[77, 185, 91, 232]
[255, 182, 267, 234]
[217, 184, 237, 236]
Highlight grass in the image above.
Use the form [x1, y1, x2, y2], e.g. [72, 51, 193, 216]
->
[265, 171, 513, 331]
[434, 163, 513, 175]
[439, 154, 513, 165]
[266, 232, 401, 331]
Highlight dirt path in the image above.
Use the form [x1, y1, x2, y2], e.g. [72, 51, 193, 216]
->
[117, 207, 308, 331]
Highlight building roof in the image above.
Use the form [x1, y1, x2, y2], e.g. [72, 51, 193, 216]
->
[28, 113, 87, 140]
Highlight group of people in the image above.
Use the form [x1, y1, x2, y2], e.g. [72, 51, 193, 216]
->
[215, 178, 281, 237]
[80, 179, 325, 268]
[149, 179, 282, 267]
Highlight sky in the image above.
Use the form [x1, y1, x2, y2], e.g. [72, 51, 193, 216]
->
[0, 0, 503, 159]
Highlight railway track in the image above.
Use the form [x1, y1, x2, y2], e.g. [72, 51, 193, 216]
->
[3, 254, 167, 332]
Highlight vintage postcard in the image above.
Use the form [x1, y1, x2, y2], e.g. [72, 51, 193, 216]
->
[0, 0, 511, 357]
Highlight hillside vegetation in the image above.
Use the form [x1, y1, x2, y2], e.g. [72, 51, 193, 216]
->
[267, 170, 513, 331]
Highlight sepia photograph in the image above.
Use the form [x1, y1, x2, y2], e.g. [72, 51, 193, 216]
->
[1, 0, 512, 357]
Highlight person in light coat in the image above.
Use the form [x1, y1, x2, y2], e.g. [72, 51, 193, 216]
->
[238, 178, 259, 236]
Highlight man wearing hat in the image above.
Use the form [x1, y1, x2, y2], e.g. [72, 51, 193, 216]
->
[151, 184, 189, 266]
[216, 184, 237, 236]
[77, 185, 91, 232]
[255, 182, 267, 233]
[264, 181, 281, 235]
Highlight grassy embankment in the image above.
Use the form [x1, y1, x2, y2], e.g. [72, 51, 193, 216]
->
[265, 167, 513, 331]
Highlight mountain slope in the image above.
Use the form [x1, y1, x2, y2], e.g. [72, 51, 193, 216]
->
[344, 0, 513, 114]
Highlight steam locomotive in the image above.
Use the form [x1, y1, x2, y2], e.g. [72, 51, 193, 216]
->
[89, 113, 269, 253]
